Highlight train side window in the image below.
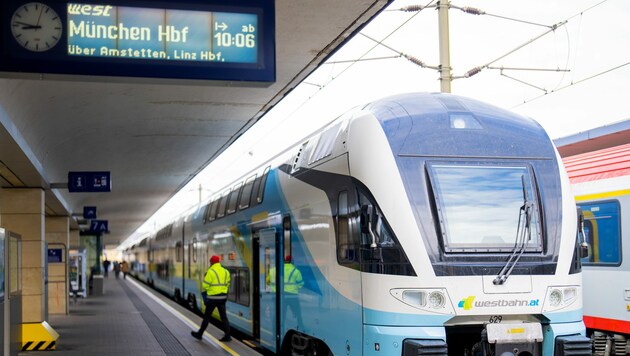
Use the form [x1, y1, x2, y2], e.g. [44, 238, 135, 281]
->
[216, 191, 229, 219]
[227, 268, 237, 302]
[283, 216, 291, 261]
[337, 190, 358, 266]
[202, 203, 211, 223]
[264, 247, 271, 293]
[578, 200, 622, 266]
[256, 166, 271, 205]
[250, 176, 262, 207]
[156, 224, 173, 241]
[239, 174, 257, 211]
[176, 242, 182, 262]
[192, 238, 197, 263]
[356, 189, 415, 276]
[207, 199, 219, 222]
[227, 183, 242, 215]
[238, 269, 250, 306]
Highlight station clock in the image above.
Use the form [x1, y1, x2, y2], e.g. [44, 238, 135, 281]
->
[11, 2, 62, 52]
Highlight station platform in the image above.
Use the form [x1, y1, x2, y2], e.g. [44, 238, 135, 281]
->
[19, 276, 261, 356]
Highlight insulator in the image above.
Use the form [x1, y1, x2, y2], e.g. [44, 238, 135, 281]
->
[404, 54, 425, 67]
[401, 5, 424, 12]
[466, 67, 482, 77]
[462, 7, 485, 15]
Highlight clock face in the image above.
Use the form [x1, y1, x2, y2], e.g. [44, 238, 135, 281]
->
[11, 2, 62, 52]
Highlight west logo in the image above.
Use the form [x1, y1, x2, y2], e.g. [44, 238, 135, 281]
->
[458, 296, 475, 310]
[68, 4, 113, 17]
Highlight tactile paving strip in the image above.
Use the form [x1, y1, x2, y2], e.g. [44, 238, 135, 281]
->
[119, 281, 191, 356]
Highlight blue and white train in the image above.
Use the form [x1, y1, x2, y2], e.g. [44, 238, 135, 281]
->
[125, 92, 590, 355]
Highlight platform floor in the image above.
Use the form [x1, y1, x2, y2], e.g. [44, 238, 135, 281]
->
[19, 275, 261, 355]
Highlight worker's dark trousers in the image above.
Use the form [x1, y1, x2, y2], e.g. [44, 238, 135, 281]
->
[198, 295, 230, 337]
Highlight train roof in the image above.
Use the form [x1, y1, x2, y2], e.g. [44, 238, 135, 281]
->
[563, 142, 630, 183]
[554, 118, 630, 157]
[365, 92, 554, 159]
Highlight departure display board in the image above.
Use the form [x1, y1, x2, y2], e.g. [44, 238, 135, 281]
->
[67, 4, 258, 63]
[1, 0, 275, 84]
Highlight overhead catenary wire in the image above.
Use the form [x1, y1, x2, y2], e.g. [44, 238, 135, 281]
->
[456, 0, 610, 80]
[506, 0, 616, 106]
[322, 0, 437, 74]
[359, 32, 439, 70]
[454, 20, 568, 79]
[325, 0, 612, 88]
[323, 55, 403, 65]
[514, 60, 630, 107]
[450, 4, 552, 28]
[375, 1, 588, 85]
[394, 1, 552, 29]
[490, 65, 569, 93]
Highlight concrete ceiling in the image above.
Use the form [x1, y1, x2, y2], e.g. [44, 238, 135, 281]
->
[0, 0, 391, 248]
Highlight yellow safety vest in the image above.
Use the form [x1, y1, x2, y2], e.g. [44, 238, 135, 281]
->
[284, 263, 304, 294]
[268, 263, 303, 294]
[203, 263, 230, 296]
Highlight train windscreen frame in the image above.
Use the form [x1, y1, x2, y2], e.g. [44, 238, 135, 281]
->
[426, 162, 543, 254]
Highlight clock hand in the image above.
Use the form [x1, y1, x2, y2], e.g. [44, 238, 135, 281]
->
[21, 25, 43, 30]
[36, 6, 44, 26]
[14, 21, 38, 27]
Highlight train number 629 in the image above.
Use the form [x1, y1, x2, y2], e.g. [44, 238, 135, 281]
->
[489, 315, 503, 323]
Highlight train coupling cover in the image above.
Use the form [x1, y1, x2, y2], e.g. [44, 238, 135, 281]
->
[486, 322, 543, 356]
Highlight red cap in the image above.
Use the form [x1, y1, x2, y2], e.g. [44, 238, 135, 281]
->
[284, 255, 292, 263]
[210, 255, 220, 264]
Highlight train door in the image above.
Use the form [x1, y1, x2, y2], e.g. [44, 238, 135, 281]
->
[195, 240, 207, 310]
[257, 227, 280, 353]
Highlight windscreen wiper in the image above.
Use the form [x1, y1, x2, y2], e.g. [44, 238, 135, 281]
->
[493, 175, 532, 285]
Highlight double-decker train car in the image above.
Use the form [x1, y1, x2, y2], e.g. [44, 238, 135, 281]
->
[563, 143, 630, 355]
[125, 92, 590, 355]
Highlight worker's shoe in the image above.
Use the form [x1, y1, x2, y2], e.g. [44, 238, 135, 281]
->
[219, 336, 232, 342]
[190, 331, 202, 340]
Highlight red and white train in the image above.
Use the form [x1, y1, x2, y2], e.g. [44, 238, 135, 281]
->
[562, 141, 630, 355]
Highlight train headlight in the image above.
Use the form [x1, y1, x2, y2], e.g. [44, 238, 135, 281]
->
[390, 288, 454, 314]
[563, 287, 577, 304]
[402, 290, 426, 307]
[549, 289, 562, 307]
[543, 286, 579, 312]
[428, 291, 446, 309]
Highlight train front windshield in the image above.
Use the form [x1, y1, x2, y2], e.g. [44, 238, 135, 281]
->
[427, 163, 542, 253]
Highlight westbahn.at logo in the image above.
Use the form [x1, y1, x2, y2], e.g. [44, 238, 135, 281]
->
[458, 296, 540, 310]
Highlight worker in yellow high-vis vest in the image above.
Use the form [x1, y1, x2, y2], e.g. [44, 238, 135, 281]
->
[283, 255, 304, 326]
[267, 255, 304, 326]
[191, 255, 231, 342]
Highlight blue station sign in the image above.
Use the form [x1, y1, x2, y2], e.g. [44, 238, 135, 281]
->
[89, 219, 109, 233]
[47, 248, 64, 263]
[83, 206, 97, 219]
[68, 171, 111, 192]
[1, 0, 275, 84]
